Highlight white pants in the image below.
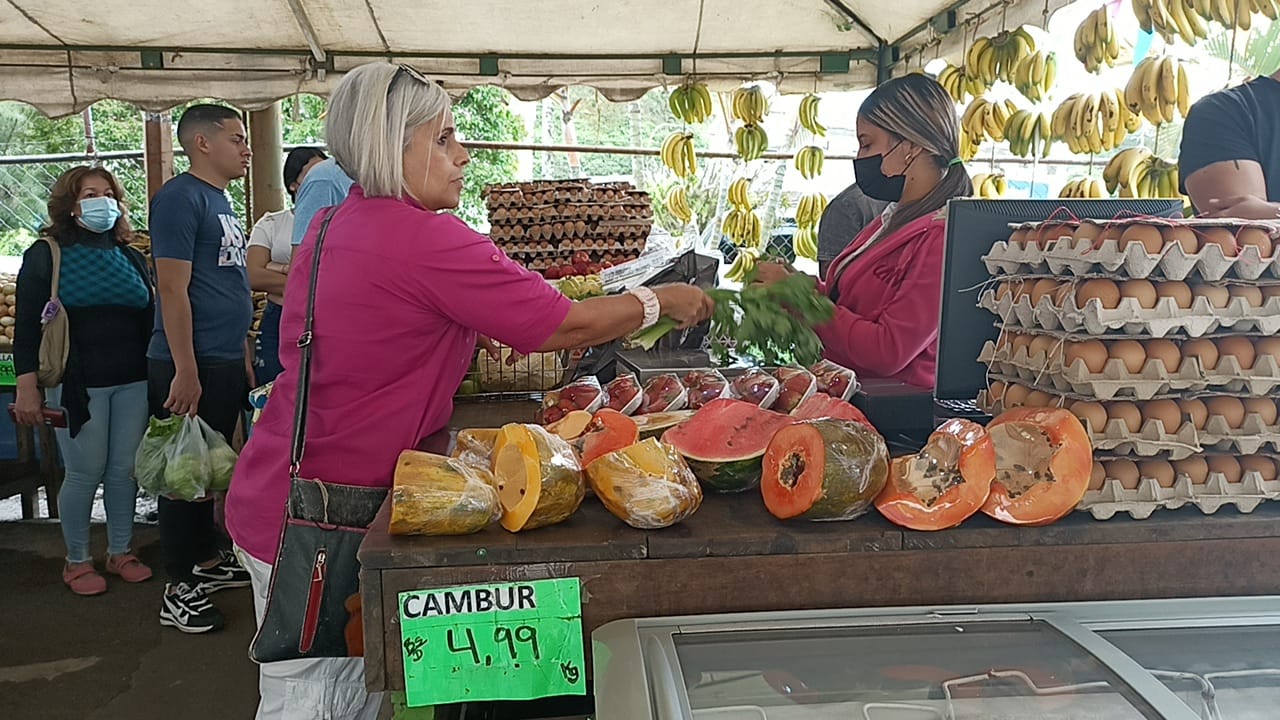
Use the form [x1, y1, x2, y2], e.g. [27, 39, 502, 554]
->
[237, 547, 384, 720]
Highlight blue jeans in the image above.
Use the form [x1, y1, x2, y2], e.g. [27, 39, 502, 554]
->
[254, 301, 284, 385]
[47, 381, 150, 563]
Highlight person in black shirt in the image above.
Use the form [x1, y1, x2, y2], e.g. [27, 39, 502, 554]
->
[1180, 72, 1280, 218]
[13, 166, 155, 596]
[817, 182, 889, 277]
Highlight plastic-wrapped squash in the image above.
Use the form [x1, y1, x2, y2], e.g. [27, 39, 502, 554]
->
[389, 450, 502, 536]
[586, 438, 703, 529]
[451, 428, 500, 471]
[492, 424, 585, 532]
[761, 419, 889, 522]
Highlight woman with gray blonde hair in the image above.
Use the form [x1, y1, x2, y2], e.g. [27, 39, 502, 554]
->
[758, 74, 972, 389]
[225, 62, 714, 718]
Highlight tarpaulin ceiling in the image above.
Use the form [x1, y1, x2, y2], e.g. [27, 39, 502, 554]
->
[0, 0, 1072, 117]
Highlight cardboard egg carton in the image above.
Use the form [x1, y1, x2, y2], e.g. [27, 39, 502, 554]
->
[1197, 412, 1280, 454]
[1079, 462, 1280, 520]
[978, 288, 1280, 337]
[984, 219, 1280, 281]
[978, 339, 1280, 399]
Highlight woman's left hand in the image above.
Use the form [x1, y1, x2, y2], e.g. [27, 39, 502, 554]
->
[751, 261, 794, 286]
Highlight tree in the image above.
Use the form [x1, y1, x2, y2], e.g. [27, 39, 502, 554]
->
[451, 86, 526, 227]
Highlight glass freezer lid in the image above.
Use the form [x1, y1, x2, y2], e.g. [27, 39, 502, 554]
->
[1098, 625, 1280, 720]
[672, 620, 1158, 719]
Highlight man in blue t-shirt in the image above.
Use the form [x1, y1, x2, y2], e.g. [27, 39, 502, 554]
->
[148, 104, 254, 634]
[288, 157, 354, 264]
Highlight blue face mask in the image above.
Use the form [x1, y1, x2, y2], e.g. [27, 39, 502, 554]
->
[77, 196, 121, 233]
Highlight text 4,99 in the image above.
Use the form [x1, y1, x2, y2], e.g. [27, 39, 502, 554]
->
[447, 625, 541, 666]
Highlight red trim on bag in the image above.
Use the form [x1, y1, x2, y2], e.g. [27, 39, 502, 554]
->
[299, 548, 326, 654]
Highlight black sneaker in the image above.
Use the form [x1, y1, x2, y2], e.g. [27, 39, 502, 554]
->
[159, 582, 224, 634]
[191, 550, 252, 594]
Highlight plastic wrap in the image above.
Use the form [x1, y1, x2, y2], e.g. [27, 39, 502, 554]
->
[199, 421, 239, 492]
[729, 368, 781, 408]
[637, 374, 688, 414]
[135, 416, 229, 501]
[586, 438, 703, 529]
[761, 419, 889, 522]
[810, 360, 858, 401]
[773, 367, 818, 413]
[538, 376, 604, 425]
[390, 450, 502, 536]
[602, 373, 643, 414]
[680, 369, 731, 410]
[493, 423, 586, 531]
[451, 428, 501, 471]
[478, 346, 565, 392]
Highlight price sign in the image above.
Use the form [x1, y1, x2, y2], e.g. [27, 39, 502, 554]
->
[398, 578, 586, 707]
[0, 354, 15, 387]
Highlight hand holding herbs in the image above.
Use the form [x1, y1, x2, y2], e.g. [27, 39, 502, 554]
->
[632, 268, 835, 367]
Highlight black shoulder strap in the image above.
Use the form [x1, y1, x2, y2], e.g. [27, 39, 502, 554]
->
[290, 207, 339, 478]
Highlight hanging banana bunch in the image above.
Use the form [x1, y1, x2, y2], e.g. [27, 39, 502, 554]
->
[1183, 0, 1279, 32]
[793, 228, 819, 261]
[1104, 149, 1180, 198]
[1058, 177, 1107, 199]
[1133, 0, 1210, 45]
[724, 247, 760, 283]
[727, 178, 753, 212]
[972, 173, 1008, 199]
[1075, 6, 1121, 73]
[966, 27, 1037, 86]
[668, 81, 714, 124]
[936, 62, 989, 103]
[734, 124, 769, 161]
[1012, 50, 1057, 104]
[666, 186, 693, 225]
[794, 146, 825, 180]
[1004, 109, 1055, 159]
[660, 132, 697, 178]
[794, 192, 828, 233]
[960, 97, 1017, 145]
[959, 131, 980, 162]
[731, 86, 769, 124]
[1124, 55, 1191, 127]
[1051, 90, 1134, 155]
[798, 94, 827, 136]
[722, 208, 763, 247]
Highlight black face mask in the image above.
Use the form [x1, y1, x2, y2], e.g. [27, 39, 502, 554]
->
[854, 141, 907, 202]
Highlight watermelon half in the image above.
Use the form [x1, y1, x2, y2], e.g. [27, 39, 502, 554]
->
[661, 398, 796, 493]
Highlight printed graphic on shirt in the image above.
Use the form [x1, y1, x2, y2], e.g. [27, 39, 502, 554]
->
[218, 214, 247, 267]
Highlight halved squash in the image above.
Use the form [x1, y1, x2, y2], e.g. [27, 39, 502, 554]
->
[579, 409, 640, 467]
[389, 450, 501, 536]
[585, 438, 702, 529]
[875, 419, 996, 531]
[981, 407, 1093, 526]
[546, 410, 593, 441]
[492, 424, 585, 532]
[761, 419, 888, 521]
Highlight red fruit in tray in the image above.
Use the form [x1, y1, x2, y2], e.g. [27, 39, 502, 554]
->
[573, 262, 590, 275]
[542, 406, 566, 425]
[682, 370, 729, 410]
[571, 250, 591, 266]
[601, 261, 614, 269]
[545, 266, 562, 280]
[827, 375, 851, 397]
[639, 375, 686, 414]
[604, 377, 641, 412]
[561, 386, 601, 410]
[587, 263, 602, 274]
[560, 264, 576, 277]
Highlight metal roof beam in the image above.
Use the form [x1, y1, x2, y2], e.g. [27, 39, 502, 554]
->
[822, 0, 887, 45]
[283, 0, 326, 63]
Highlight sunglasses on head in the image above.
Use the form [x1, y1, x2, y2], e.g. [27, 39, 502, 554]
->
[394, 64, 438, 87]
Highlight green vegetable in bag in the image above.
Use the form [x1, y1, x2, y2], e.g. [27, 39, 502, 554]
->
[200, 420, 239, 491]
[135, 416, 182, 497]
[161, 418, 212, 501]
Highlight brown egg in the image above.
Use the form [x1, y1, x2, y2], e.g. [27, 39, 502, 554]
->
[1120, 224, 1166, 255]
[1180, 338, 1220, 372]
[1162, 225, 1199, 255]
[1003, 383, 1031, 408]
[1064, 339, 1109, 373]
[1096, 223, 1125, 248]
[1155, 281, 1193, 309]
[1262, 285, 1280, 302]
[1011, 279, 1032, 301]
[1106, 401, 1143, 433]
[1236, 227, 1274, 258]
[1075, 279, 1121, 309]
[995, 281, 1014, 301]
[1036, 223, 1074, 249]
[1088, 460, 1107, 490]
[1031, 278, 1066, 305]
[1240, 455, 1279, 482]
[1025, 390, 1056, 407]
[1174, 456, 1210, 485]
[1073, 221, 1104, 245]
[1255, 337, 1280, 370]
[1199, 227, 1239, 257]
[1109, 339, 1148, 374]
[988, 380, 1006, 403]
[1119, 279, 1158, 309]
[1216, 336, 1257, 370]
[1070, 401, 1109, 432]
[1138, 459, 1177, 488]
[1142, 339, 1182, 374]
[1008, 227, 1030, 248]
[1191, 284, 1231, 309]
[1206, 455, 1243, 484]
[1178, 398, 1209, 429]
[1229, 284, 1264, 308]
[1010, 333, 1035, 357]
[1142, 399, 1185, 433]
[1028, 335, 1062, 364]
[1204, 396, 1247, 428]
[1242, 397, 1278, 426]
[1108, 459, 1142, 490]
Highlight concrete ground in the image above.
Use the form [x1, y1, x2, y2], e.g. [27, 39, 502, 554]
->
[0, 520, 261, 720]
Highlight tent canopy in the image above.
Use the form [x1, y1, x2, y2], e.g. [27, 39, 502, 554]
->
[0, 0, 1069, 117]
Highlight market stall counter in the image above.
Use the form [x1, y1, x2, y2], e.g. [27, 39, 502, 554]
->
[358, 459, 1280, 696]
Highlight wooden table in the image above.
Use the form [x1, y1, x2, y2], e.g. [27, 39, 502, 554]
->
[359, 486, 1280, 694]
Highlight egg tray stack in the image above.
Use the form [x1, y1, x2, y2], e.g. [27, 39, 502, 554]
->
[974, 217, 1280, 520]
[484, 180, 652, 275]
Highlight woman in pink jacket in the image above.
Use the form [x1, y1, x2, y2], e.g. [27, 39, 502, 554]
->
[760, 74, 972, 389]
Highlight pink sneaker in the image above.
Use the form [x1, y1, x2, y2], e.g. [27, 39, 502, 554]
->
[63, 561, 107, 596]
[105, 553, 153, 583]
